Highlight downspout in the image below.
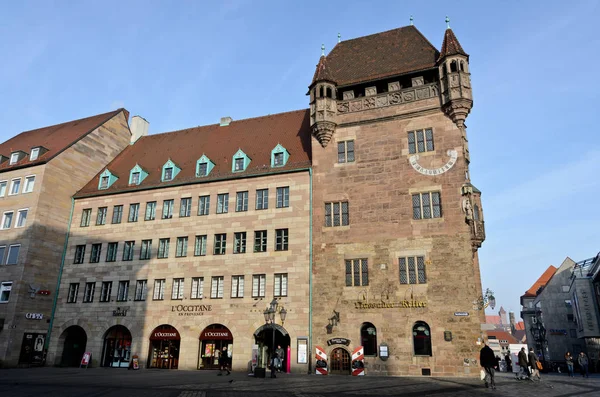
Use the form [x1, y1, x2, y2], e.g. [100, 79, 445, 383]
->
[308, 168, 313, 374]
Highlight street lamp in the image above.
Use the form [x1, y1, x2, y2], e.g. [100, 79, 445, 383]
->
[530, 311, 547, 369]
[263, 298, 286, 368]
[474, 288, 496, 310]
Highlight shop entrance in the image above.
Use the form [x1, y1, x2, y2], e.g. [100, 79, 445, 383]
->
[18, 333, 46, 367]
[148, 324, 180, 369]
[198, 324, 233, 370]
[253, 324, 290, 370]
[101, 325, 132, 368]
[330, 348, 351, 375]
[59, 326, 87, 367]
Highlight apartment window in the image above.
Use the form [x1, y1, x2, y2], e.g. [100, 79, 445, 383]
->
[252, 274, 266, 298]
[198, 195, 210, 215]
[164, 167, 173, 181]
[96, 207, 108, 225]
[191, 277, 204, 299]
[106, 242, 118, 262]
[562, 285, 570, 293]
[176, 237, 188, 257]
[0, 181, 6, 197]
[234, 157, 244, 171]
[100, 176, 109, 189]
[1, 211, 13, 229]
[276, 187, 289, 208]
[0, 282, 12, 302]
[274, 273, 288, 297]
[197, 162, 208, 177]
[74, 245, 86, 264]
[16, 209, 28, 227]
[0, 246, 5, 264]
[153, 279, 166, 300]
[6, 245, 20, 265]
[217, 193, 229, 214]
[234, 232, 246, 254]
[325, 202, 349, 227]
[162, 199, 174, 219]
[256, 189, 268, 210]
[211, 276, 224, 299]
[158, 238, 170, 258]
[67, 283, 79, 303]
[412, 192, 442, 219]
[273, 152, 284, 166]
[231, 275, 244, 298]
[111, 205, 123, 224]
[81, 208, 92, 227]
[117, 281, 129, 302]
[408, 128, 434, 154]
[83, 282, 95, 303]
[100, 281, 112, 302]
[194, 235, 207, 256]
[254, 230, 267, 252]
[214, 234, 226, 255]
[145, 201, 156, 221]
[134, 280, 147, 301]
[23, 176, 35, 193]
[172, 278, 185, 300]
[9, 178, 21, 195]
[236, 191, 248, 212]
[337, 140, 355, 163]
[90, 243, 102, 263]
[140, 239, 152, 260]
[10, 153, 19, 165]
[128, 203, 140, 222]
[123, 241, 135, 261]
[345, 259, 369, 286]
[30, 148, 40, 161]
[131, 172, 140, 185]
[180, 198, 192, 217]
[275, 229, 288, 251]
[567, 314, 574, 322]
[399, 256, 427, 284]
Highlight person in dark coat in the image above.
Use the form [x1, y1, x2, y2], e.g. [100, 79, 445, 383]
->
[480, 344, 497, 389]
[505, 353, 512, 373]
[518, 347, 530, 378]
[528, 348, 540, 380]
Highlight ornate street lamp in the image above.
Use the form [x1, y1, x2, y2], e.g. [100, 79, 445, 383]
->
[474, 288, 496, 310]
[263, 298, 286, 368]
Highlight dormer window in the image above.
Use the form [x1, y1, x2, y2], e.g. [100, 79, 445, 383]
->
[231, 149, 250, 173]
[234, 158, 244, 171]
[98, 169, 118, 190]
[164, 167, 173, 181]
[10, 153, 19, 165]
[128, 164, 148, 186]
[131, 172, 141, 185]
[161, 160, 181, 182]
[270, 144, 289, 168]
[274, 153, 284, 166]
[30, 148, 40, 161]
[195, 155, 215, 177]
[100, 176, 109, 189]
[198, 163, 207, 176]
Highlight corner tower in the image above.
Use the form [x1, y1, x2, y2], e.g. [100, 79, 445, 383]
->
[309, 45, 337, 147]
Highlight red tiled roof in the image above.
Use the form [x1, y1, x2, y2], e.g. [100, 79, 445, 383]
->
[0, 109, 128, 172]
[487, 330, 519, 345]
[523, 266, 557, 297]
[322, 25, 440, 87]
[311, 56, 335, 85]
[437, 28, 468, 62]
[486, 315, 502, 325]
[75, 109, 312, 197]
[513, 330, 527, 343]
[515, 321, 525, 331]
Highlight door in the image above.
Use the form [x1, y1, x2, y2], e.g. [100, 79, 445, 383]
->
[330, 348, 351, 375]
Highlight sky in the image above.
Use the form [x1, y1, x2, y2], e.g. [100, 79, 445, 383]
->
[1, 0, 598, 317]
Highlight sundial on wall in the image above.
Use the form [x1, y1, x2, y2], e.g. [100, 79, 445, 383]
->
[409, 149, 458, 176]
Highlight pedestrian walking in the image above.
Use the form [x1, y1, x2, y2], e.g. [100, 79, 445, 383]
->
[505, 353, 512, 373]
[218, 346, 230, 376]
[480, 343, 497, 389]
[275, 345, 285, 373]
[528, 348, 541, 381]
[518, 347, 530, 378]
[269, 351, 277, 378]
[578, 352, 589, 378]
[565, 352, 574, 377]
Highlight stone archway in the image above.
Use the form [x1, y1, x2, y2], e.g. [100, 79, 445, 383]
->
[101, 325, 132, 368]
[253, 324, 290, 371]
[330, 347, 351, 375]
[58, 325, 87, 367]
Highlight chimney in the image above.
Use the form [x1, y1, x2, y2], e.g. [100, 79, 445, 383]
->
[220, 116, 233, 127]
[130, 116, 149, 144]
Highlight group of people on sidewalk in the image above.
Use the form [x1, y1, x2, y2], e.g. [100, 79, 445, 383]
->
[564, 351, 590, 378]
[516, 347, 542, 381]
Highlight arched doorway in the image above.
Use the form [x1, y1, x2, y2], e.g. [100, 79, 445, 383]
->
[59, 326, 87, 367]
[101, 325, 132, 368]
[330, 347, 351, 375]
[253, 324, 290, 370]
[198, 324, 233, 370]
[148, 324, 180, 369]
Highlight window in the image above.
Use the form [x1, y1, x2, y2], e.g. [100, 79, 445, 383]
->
[128, 203, 140, 222]
[30, 148, 40, 161]
[345, 259, 368, 286]
[256, 189, 268, 210]
[140, 240, 152, 260]
[158, 238, 170, 258]
[10, 153, 19, 165]
[67, 283, 79, 303]
[408, 129, 434, 154]
[23, 176, 35, 193]
[162, 199, 174, 219]
[562, 285, 570, 293]
[111, 205, 123, 224]
[9, 178, 21, 195]
[211, 276, 224, 299]
[0, 181, 6, 197]
[0, 246, 5, 264]
[236, 191, 248, 212]
[100, 176, 110, 189]
[96, 207, 108, 225]
[194, 235, 207, 256]
[128, 165, 147, 186]
[83, 282, 95, 303]
[176, 237, 188, 257]
[74, 245, 86, 264]
[81, 209, 92, 227]
[197, 162, 208, 177]
[131, 172, 141, 185]
[252, 274, 266, 298]
[180, 198, 192, 217]
[172, 278, 184, 300]
[412, 192, 442, 219]
[567, 314, 574, 322]
[117, 281, 129, 302]
[191, 277, 204, 299]
[565, 299, 572, 308]
[413, 321, 432, 356]
[399, 256, 427, 284]
[473, 204, 480, 221]
[163, 167, 173, 181]
[90, 243, 102, 263]
[16, 209, 28, 228]
[145, 201, 156, 221]
[276, 187, 289, 208]
[123, 241, 135, 261]
[135, 280, 147, 301]
[275, 229, 288, 251]
[360, 322, 377, 356]
[254, 230, 267, 252]
[234, 232, 246, 254]
[234, 157, 244, 171]
[273, 152, 284, 166]
[0, 281, 12, 302]
[274, 273, 288, 297]
[100, 281, 112, 302]
[1, 211, 13, 229]
[325, 202, 349, 227]
[337, 140, 355, 163]
[6, 245, 20, 265]
[153, 279, 166, 300]
[217, 193, 229, 214]
[214, 234, 226, 255]
[198, 195, 210, 215]
[106, 242, 118, 262]
[270, 145, 289, 167]
[231, 275, 244, 298]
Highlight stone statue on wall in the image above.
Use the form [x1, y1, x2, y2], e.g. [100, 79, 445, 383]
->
[462, 198, 473, 220]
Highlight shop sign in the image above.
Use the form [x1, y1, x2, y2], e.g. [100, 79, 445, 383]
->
[354, 300, 427, 309]
[200, 329, 231, 340]
[327, 337, 351, 346]
[454, 312, 469, 317]
[549, 329, 567, 336]
[112, 307, 128, 317]
[151, 330, 180, 340]
[25, 313, 44, 320]
[171, 304, 212, 316]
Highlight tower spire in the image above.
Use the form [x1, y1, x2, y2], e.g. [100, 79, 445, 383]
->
[445, 16, 450, 29]
[338, 33, 341, 43]
[410, 15, 413, 26]
[321, 44, 325, 56]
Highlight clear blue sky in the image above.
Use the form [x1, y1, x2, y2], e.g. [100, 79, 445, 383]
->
[1, 1, 598, 317]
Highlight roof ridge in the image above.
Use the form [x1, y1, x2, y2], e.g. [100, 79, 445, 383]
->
[16, 108, 124, 136]
[337, 25, 414, 45]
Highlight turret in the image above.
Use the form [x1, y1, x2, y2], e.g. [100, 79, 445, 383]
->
[309, 45, 337, 148]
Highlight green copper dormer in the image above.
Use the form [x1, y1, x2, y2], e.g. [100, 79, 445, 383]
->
[232, 149, 251, 173]
[161, 159, 181, 182]
[129, 163, 149, 185]
[196, 154, 215, 177]
[271, 144, 290, 167]
[98, 169, 118, 190]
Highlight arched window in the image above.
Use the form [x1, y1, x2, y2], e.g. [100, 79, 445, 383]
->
[360, 322, 377, 356]
[442, 64, 447, 76]
[413, 321, 432, 356]
[460, 61, 465, 72]
[319, 86, 324, 98]
[450, 60, 457, 73]
[326, 87, 332, 98]
[473, 204, 480, 221]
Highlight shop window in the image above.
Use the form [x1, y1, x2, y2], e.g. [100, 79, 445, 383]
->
[360, 322, 377, 356]
[413, 321, 432, 356]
